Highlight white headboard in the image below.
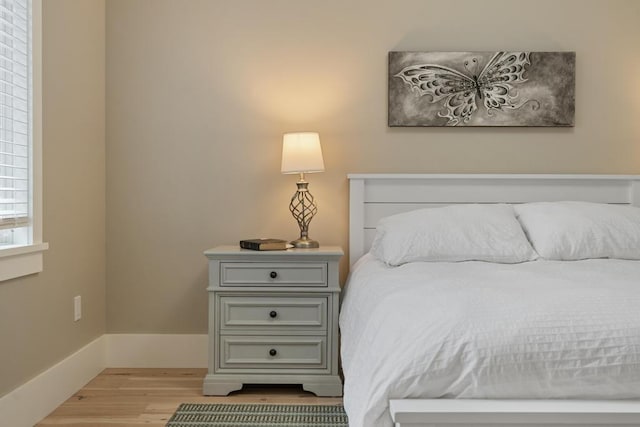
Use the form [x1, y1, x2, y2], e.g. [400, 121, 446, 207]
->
[348, 174, 640, 266]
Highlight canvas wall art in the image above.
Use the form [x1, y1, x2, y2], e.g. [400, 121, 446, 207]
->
[388, 51, 575, 127]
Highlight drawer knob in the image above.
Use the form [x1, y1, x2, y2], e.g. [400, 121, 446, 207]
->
[269, 348, 277, 356]
[269, 271, 278, 279]
[269, 310, 278, 318]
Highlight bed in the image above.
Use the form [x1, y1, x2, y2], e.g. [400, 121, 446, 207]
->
[341, 174, 640, 427]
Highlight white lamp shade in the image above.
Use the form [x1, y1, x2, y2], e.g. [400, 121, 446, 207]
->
[281, 132, 325, 174]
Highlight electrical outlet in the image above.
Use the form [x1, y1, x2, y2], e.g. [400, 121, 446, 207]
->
[74, 296, 82, 321]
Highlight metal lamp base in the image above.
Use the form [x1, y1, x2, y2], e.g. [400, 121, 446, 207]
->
[288, 174, 320, 249]
[290, 237, 319, 249]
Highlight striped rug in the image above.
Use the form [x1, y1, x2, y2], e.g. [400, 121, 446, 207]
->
[166, 403, 348, 427]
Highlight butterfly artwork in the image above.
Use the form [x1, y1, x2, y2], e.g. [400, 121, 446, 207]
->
[388, 51, 576, 127]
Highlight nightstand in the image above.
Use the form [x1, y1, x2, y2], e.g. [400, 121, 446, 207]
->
[203, 245, 343, 397]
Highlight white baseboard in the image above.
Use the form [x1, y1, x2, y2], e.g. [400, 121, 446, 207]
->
[105, 334, 208, 368]
[0, 333, 208, 427]
[0, 335, 106, 427]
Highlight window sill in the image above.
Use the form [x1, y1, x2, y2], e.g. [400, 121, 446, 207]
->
[0, 242, 49, 282]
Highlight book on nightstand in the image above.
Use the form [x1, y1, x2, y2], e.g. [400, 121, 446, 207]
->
[239, 238, 293, 251]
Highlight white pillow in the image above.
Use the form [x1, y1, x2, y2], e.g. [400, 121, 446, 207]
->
[370, 204, 537, 266]
[514, 201, 640, 260]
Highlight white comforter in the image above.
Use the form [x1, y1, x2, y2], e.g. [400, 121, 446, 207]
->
[340, 255, 640, 427]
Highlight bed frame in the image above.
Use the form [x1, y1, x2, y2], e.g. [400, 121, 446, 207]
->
[347, 174, 640, 427]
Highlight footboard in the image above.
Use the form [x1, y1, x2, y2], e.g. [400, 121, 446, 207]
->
[390, 399, 640, 427]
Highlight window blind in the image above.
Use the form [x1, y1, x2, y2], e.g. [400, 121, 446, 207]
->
[0, 0, 30, 245]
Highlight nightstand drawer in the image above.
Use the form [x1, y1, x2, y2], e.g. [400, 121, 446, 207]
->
[220, 262, 327, 287]
[220, 336, 326, 369]
[220, 296, 327, 330]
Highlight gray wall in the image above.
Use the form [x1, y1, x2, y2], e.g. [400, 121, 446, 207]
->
[0, 0, 106, 397]
[105, 0, 640, 334]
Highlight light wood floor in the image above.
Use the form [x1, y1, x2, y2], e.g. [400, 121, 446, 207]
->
[36, 368, 343, 426]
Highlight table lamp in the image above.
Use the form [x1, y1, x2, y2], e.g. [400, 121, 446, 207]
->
[281, 132, 324, 248]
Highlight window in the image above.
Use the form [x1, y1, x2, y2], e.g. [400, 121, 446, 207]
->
[0, 0, 46, 282]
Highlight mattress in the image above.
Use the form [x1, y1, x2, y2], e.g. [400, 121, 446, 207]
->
[339, 255, 640, 427]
